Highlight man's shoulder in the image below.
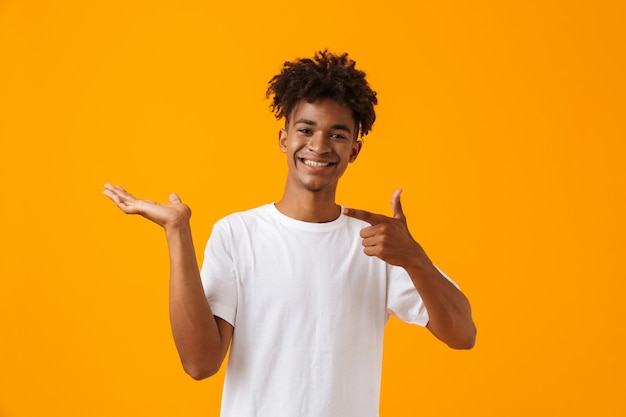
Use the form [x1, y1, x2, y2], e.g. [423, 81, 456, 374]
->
[214, 203, 275, 227]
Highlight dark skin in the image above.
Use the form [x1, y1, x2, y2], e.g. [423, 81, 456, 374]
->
[275, 98, 361, 222]
[103, 97, 475, 380]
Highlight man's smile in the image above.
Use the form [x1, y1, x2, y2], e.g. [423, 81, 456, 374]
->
[299, 158, 335, 168]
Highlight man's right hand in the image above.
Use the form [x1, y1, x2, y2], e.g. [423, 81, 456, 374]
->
[103, 184, 191, 230]
[103, 183, 231, 378]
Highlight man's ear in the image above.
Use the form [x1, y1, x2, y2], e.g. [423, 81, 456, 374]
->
[278, 129, 287, 153]
[349, 139, 362, 162]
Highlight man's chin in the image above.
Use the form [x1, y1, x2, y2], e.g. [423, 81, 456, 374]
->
[300, 180, 334, 193]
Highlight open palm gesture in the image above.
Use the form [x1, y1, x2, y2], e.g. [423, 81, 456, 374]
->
[103, 184, 191, 230]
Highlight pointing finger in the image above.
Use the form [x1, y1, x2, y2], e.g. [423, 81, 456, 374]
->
[342, 207, 388, 225]
[391, 188, 405, 220]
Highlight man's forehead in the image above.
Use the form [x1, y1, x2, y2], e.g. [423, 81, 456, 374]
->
[288, 99, 354, 123]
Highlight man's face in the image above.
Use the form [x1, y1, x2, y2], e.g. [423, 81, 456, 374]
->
[279, 98, 362, 194]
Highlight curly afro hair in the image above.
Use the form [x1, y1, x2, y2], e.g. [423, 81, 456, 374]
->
[266, 50, 378, 138]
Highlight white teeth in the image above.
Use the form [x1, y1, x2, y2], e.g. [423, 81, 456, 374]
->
[304, 159, 330, 167]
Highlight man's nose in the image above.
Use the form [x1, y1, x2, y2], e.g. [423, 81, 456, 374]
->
[307, 132, 331, 154]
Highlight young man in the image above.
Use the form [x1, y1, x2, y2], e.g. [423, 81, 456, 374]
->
[104, 50, 476, 417]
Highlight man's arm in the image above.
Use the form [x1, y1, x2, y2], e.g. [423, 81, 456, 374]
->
[103, 184, 233, 378]
[342, 189, 476, 349]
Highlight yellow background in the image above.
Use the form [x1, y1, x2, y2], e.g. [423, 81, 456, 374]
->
[1, 0, 624, 416]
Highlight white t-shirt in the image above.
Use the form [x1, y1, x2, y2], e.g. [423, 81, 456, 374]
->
[200, 204, 430, 417]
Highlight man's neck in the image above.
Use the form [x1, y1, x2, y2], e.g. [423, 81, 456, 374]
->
[275, 190, 341, 223]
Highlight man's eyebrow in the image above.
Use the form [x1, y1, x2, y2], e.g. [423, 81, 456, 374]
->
[331, 124, 353, 134]
[294, 119, 353, 134]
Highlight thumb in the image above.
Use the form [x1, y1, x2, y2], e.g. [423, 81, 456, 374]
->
[391, 188, 405, 220]
[169, 193, 182, 204]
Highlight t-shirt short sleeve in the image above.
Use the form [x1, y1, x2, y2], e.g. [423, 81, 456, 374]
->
[200, 219, 238, 327]
[385, 264, 458, 327]
[386, 264, 429, 326]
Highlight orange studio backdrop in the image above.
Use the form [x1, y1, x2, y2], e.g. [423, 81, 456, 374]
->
[1, 1, 625, 416]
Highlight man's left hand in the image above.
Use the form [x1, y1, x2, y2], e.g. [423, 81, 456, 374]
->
[343, 189, 425, 268]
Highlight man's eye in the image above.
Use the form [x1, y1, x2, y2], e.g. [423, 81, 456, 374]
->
[330, 133, 347, 139]
[298, 128, 312, 135]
